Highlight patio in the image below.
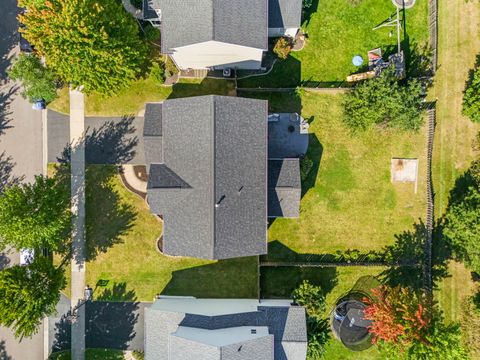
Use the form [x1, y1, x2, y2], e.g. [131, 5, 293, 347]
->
[268, 113, 309, 158]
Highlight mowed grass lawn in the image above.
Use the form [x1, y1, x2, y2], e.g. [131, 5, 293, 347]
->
[238, 0, 428, 87]
[83, 166, 258, 301]
[240, 91, 427, 257]
[49, 77, 235, 116]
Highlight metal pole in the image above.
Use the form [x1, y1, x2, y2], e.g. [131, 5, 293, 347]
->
[396, 7, 401, 54]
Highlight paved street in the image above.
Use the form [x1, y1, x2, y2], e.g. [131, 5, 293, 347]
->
[0, 1, 43, 185]
[0, 1, 45, 359]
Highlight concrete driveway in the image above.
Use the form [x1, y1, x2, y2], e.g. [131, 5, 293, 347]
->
[0, 1, 45, 359]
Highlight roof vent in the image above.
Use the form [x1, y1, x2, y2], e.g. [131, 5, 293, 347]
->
[216, 195, 226, 207]
[251, 329, 257, 334]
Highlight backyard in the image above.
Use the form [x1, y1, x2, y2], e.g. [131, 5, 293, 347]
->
[239, 90, 427, 259]
[238, 0, 429, 88]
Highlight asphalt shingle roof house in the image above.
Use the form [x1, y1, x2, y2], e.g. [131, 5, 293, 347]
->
[144, 296, 308, 360]
[143, 95, 303, 260]
[143, 0, 302, 70]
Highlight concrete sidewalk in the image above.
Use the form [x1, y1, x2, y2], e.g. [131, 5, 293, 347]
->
[69, 89, 86, 360]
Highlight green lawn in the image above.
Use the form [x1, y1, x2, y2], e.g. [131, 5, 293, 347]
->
[49, 77, 235, 116]
[49, 349, 125, 360]
[431, 0, 480, 218]
[238, 0, 428, 87]
[83, 166, 257, 301]
[240, 91, 427, 258]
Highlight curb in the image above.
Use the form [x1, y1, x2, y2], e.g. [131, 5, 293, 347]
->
[42, 109, 48, 176]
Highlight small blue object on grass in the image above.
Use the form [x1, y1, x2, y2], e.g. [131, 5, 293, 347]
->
[352, 55, 364, 67]
[32, 99, 46, 110]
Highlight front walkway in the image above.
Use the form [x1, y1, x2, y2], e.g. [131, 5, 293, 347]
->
[69, 88, 86, 360]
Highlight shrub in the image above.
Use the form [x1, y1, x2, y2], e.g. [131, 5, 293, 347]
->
[306, 317, 329, 359]
[463, 66, 480, 123]
[273, 37, 292, 60]
[130, 0, 142, 9]
[165, 56, 179, 78]
[132, 350, 145, 360]
[302, 0, 313, 9]
[292, 280, 325, 319]
[343, 67, 424, 131]
[143, 24, 160, 42]
[300, 155, 313, 181]
[149, 61, 165, 84]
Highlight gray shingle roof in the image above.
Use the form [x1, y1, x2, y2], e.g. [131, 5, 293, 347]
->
[268, 0, 302, 29]
[151, 0, 268, 53]
[144, 298, 307, 360]
[145, 96, 268, 260]
[268, 159, 301, 218]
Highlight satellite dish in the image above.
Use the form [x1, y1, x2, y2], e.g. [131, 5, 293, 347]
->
[352, 55, 364, 67]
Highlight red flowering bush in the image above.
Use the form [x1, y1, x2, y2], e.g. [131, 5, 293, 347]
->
[363, 285, 430, 346]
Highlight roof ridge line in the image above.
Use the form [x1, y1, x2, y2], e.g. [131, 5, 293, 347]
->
[212, 95, 216, 259]
[211, 0, 215, 41]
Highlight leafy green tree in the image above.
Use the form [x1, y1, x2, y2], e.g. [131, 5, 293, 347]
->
[463, 66, 480, 123]
[0, 175, 70, 252]
[7, 53, 58, 103]
[18, 0, 147, 94]
[443, 163, 480, 273]
[0, 257, 66, 339]
[292, 280, 326, 319]
[407, 320, 468, 359]
[343, 67, 424, 131]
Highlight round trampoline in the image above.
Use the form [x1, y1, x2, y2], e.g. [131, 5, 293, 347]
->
[330, 276, 381, 351]
[331, 298, 372, 351]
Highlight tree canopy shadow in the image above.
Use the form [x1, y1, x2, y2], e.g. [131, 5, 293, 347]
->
[161, 256, 259, 299]
[301, 133, 322, 197]
[86, 283, 142, 351]
[0, 340, 12, 360]
[57, 115, 139, 165]
[0, 151, 23, 193]
[463, 54, 480, 97]
[260, 265, 338, 299]
[302, 0, 320, 28]
[84, 166, 136, 261]
[0, 86, 16, 136]
[0, 0, 19, 79]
